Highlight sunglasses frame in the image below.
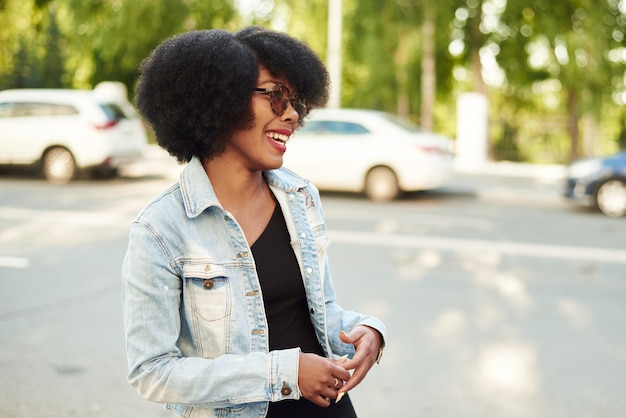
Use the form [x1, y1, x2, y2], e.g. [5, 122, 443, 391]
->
[254, 83, 307, 117]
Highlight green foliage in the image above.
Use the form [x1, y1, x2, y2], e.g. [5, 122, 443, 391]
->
[493, 0, 626, 160]
[280, 0, 328, 55]
[40, 7, 68, 88]
[0, 0, 239, 93]
[1, 0, 624, 162]
[340, 0, 459, 126]
[0, 0, 67, 88]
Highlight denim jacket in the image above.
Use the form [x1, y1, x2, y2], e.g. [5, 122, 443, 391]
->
[122, 157, 387, 418]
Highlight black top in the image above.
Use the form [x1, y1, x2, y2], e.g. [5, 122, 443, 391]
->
[251, 203, 357, 418]
[251, 203, 324, 355]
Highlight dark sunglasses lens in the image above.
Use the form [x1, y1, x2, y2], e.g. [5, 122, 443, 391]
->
[268, 86, 285, 114]
[267, 85, 306, 116]
[293, 101, 307, 116]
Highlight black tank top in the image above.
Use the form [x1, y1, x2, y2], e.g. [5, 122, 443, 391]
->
[251, 203, 324, 355]
[251, 203, 357, 418]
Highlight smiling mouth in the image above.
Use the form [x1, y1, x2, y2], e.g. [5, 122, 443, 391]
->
[267, 131, 290, 144]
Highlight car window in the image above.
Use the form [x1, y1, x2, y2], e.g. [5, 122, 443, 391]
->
[0, 102, 13, 117]
[325, 121, 369, 134]
[9, 102, 78, 117]
[52, 104, 79, 115]
[298, 120, 324, 134]
[299, 120, 369, 135]
[100, 103, 129, 120]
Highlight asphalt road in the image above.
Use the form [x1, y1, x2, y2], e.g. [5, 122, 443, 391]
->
[1, 162, 625, 418]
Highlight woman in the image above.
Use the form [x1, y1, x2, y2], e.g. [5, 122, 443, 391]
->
[122, 26, 387, 418]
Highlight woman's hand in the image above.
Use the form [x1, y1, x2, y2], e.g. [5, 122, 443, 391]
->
[298, 352, 351, 407]
[335, 326, 383, 399]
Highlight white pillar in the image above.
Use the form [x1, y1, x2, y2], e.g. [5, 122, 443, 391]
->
[327, 0, 342, 108]
[455, 92, 489, 172]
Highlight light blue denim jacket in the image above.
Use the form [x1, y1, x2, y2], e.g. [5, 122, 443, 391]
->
[122, 157, 387, 418]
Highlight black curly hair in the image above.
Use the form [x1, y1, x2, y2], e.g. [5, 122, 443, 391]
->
[135, 27, 329, 163]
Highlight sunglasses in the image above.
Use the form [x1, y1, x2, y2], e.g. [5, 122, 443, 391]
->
[254, 83, 307, 117]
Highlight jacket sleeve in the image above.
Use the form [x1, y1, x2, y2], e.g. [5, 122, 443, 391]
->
[307, 186, 387, 360]
[122, 221, 300, 408]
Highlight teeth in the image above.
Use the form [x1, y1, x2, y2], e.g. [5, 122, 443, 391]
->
[267, 132, 289, 143]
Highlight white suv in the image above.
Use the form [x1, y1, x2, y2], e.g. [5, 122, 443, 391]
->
[0, 86, 148, 183]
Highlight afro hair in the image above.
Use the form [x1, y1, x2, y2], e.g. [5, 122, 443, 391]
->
[135, 27, 329, 163]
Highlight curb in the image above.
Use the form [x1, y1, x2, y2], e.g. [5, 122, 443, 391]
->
[474, 186, 566, 206]
[450, 162, 567, 206]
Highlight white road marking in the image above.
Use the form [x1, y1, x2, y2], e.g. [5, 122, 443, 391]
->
[0, 207, 133, 226]
[326, 208, 494, 230]
[328, 230, 626, 264]
[0, 256, 30, 269]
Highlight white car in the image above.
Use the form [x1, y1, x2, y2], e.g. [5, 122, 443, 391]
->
[284, 108, 455, 201]
[0, 86, 148, 183]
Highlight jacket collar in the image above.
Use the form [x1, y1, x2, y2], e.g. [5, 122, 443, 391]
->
[180, 157, 309, 218]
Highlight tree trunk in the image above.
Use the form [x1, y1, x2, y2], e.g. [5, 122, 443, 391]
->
[420, 5, 436, 131]
[395, 36, 410, 119]
[567, 88, 580, 161]
[469, 0, 486, 95]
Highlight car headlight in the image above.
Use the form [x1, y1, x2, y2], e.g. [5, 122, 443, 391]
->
[568, 158, 603, 179]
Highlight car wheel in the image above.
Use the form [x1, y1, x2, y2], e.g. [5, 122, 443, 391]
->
[596, 179, 626, 217]
[42, 147, 76, 183]
[364, 166, 400, 202]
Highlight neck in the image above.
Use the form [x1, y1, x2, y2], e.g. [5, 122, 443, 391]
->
[202, 157, 271, 210]
[202, 155, 277, 246]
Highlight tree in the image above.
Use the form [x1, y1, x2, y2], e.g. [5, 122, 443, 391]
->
[418, 0, 464, 130]
[60, 0, 238, 90]
[279, 0, 329, 68]
[7, 38, 40, 88]
[338, 0, 459, 132]
[420, 3, 436, 130]
[40, 4, 67, 88]
[0, 0, 37, 89]
[494, 0, 626, 160]
[0, 0, 241, 92]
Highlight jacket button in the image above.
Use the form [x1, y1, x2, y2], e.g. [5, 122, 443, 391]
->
[281, 381, 292, 396]
[203, 279, 214, 289]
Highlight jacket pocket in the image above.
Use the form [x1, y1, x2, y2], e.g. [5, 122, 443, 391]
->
[183, 263, 232, 322]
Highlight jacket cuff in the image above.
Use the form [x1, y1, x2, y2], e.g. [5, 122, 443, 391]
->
[269, 347, 301, 402]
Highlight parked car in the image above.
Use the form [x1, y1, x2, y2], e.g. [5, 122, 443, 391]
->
[563, 151, 626, 217]
[284, 108, 455, 201]
[0, 86, 148, 183]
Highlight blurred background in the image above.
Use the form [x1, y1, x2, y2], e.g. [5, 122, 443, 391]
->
[1, 1, 626, 418]
[1, 0, 626, 163]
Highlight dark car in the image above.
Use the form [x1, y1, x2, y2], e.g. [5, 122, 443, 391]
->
[564, 151, 626, 217]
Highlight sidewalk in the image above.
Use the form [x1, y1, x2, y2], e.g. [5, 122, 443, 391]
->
[449, 161, 567, 206]
[118, 145, 183, 180]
